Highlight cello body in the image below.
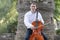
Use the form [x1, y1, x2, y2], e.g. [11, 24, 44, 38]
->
[29, 21, 44, 40]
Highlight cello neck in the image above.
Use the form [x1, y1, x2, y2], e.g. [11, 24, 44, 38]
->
[36, 9, 38, 22]
[35, 9, 38, 27]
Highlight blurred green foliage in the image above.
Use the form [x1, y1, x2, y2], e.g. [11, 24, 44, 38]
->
[7, 21, 18, 34]
[54, 0, 60, 35]
[56, 29, 60, 35]
[0, 0, 18, 34]
[54, 0, 60, 21]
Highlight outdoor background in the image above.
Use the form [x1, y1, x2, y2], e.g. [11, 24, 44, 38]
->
[0, 0, 60, 36]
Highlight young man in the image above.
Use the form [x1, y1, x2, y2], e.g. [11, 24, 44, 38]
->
[24, 2, 48, 40]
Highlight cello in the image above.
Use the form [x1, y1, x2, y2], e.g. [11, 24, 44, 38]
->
[29, 9, 44, 40]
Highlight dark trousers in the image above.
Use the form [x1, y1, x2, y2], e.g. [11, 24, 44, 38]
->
[25, 28, 48, 40]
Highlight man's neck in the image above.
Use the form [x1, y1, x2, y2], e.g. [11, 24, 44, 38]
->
[31, 10, 36, 13]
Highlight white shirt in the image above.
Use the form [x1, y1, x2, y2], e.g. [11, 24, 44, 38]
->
[24, 11, 44, 28]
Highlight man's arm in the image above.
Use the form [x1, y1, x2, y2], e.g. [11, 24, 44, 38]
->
[38, 12, 44, 24]
[24, 13, 33, 28]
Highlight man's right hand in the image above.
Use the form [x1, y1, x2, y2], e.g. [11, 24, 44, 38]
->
[31, 25, 37, 30]
[31, 25, 35, 29]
